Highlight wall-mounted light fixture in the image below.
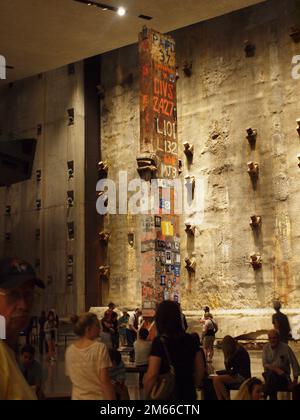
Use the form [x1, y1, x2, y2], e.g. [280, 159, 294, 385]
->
[244, 41, 256, 57]
[290, 27, 300, 43]
[183, 142, 194, 160]
[250, 253, 262, 270]
[67, 108, 74, 126]
[36, 199, 41, 210]
[246, 128, 257, 147]
[67, 191, 74, 207]
[185, 223, 196, 236]
[248, 162, 259, 180]
[37, 124, 42, 135]
[185, 254, 196, 273]
[36, 169, 42, 182]
[67, 222, 75, 239]
[99, 231, 110, 244]
[67, 161, 74, 179]
[250, 215, 262, 229]
[5, 205, 11, 216]
[297, 119, 300, 136]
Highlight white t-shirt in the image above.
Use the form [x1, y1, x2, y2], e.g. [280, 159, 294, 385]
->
[65, 341, 112, 400]
[134, 340, 152, 366]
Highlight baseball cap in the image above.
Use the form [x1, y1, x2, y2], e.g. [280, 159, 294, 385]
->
[0, 258, 45, 290]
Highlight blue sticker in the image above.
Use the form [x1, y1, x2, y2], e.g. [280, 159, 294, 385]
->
[174, 265, 180, 276]
[160, 275, 166, 286]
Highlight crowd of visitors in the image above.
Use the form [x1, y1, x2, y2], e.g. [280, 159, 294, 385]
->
[1, 257, 300, 401]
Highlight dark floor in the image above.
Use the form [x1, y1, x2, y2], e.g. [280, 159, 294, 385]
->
[24, 338, 300, 400]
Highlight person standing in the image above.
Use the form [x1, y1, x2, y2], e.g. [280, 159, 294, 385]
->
[126, 308, 142, 347]
[272, 300, 292, 344]
[202, 313, 218, 362]
[44, 311, 56, 361]
[118, 310, 129, 347]
[103, 303, 119, 349]
[0, 257, 45, 400]
[144, 301, 206, 400]
[263, 329, 300, 400]
[66, 313, 115, 400]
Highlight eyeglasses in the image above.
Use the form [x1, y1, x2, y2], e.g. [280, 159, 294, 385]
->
[0, 289, 35, 303]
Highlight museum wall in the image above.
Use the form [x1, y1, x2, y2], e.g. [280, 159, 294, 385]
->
[0, 63, 86, 316]
[100, 0, 300, 312]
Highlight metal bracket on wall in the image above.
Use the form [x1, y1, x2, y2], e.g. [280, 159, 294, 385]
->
[5, 232, 11, 242]
[67, 161, 74, 179]
[5, 205, 11, 216]
[99, 231, 110, 244]
[244, 41, 256, 57]
[67, 108, 75, 126]
[36, 169, 42, 182]
[36, 199, 42, 210]
[183, 142, 194, 161]
[250, 215, 262, 229]
[67, 191, 74, 207]
[98, 161, 109, 178]
[183, 61, 192, 78]
[35, 228, 41, 240]
[297, 119, 300, 136]
[290, 27, 300, 43]
[248, 162, 259, 180]
[37, 124, 42, 135]
[99, 265, 110, 281]
[250, 253, 262, 270]
[185, 254, 196, 273]
[246, 128, 257, 147]
[185, 223, 196, 236]
[67, 222, 75, 240]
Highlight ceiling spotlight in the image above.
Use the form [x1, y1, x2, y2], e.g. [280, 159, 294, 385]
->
[117, 7, 126, 16]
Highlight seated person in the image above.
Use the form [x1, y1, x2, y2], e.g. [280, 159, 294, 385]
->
[108, 349, 129, 400]
[263, 329, 300, 400]
[234, 377, 264, 400]
[20, 345, 44, 399]
[212, 336, 251, 400]
[133, 328, 152, 367]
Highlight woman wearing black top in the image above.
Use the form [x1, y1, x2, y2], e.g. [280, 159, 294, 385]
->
[144, 301, 206, 400]
[212, 335, 251, 400]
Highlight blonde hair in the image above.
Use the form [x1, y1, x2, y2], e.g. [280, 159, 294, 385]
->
[71, 313, 99, 337]
[234, 378, 263, 400]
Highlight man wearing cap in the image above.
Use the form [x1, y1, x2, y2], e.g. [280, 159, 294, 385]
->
[0, 257, 45, 400]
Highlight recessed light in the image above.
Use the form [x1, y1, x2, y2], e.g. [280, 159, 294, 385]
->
[117, 7, 126, 16]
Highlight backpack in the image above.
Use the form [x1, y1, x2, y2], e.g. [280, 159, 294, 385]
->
[211, 320, 218, 334]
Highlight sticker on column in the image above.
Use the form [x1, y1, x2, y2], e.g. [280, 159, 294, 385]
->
[160, 275, 166, 286]
[166, 251, 172, 265]
[174, 265, 180, 276]
[162, 221, 174, 236]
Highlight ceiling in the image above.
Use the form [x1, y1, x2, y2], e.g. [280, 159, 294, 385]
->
[0, 0, 266, 83]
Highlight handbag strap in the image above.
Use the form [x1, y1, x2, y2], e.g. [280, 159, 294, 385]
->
[160, 337, 175, 373]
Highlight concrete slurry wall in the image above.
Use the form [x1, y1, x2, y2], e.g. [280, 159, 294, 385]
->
[100, 0, 300, 316]
[0, 64, 86, 316]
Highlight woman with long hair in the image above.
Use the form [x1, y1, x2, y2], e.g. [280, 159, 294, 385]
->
[144, 301, 206, 400]
[212, 336, 251, 400]
[65, 313, 116, 400]
[234, 377, 264, 400]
